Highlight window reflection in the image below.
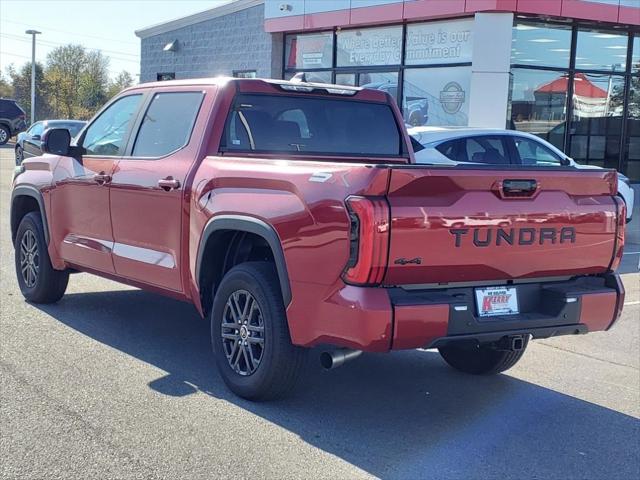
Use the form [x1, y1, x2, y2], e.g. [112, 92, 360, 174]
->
[568, 73, 625, 169]
[624, 77, 640, 181]
[511, 22, 572, 69]
[509, 68, 568, 149]
[284, 71, 332, 83]
[632, 36, 640, 73]
[358, 72, 399, 103]
[575, 29, 628, 72]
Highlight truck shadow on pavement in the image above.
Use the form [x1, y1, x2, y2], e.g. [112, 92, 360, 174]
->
[36, 288, 640, 479]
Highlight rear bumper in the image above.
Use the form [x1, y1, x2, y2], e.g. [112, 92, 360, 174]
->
[390, 273, 624, 350]
[287, 274, 624, 352]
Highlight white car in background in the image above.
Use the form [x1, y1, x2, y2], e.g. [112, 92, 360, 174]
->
[408, 127, 634, 224]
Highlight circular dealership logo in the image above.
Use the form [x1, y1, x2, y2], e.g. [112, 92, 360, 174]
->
[439, 81, 466, 114]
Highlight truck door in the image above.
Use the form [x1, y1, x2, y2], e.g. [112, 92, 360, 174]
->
[50, 94, 144, 274]
[108, 88, 209, 292]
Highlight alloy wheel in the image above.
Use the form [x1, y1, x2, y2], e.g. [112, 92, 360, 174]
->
[0, 129, 8, 144]
[15, 147, 23, 164]
[221, 289, 265, 376]
[20, 230, 39, 288]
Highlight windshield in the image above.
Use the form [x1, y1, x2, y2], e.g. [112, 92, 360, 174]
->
[223, 94, 405, 157]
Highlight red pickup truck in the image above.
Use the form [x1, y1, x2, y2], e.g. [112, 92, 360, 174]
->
[11, 77, 626, 400]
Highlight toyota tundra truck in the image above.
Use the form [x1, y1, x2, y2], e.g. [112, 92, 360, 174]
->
[10, 77, 626, 400]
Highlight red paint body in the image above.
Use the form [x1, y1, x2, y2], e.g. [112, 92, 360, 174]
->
[12, 78, 626, 353]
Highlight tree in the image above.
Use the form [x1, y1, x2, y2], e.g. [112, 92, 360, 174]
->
[107, 70, 135, 99]
[0, 73, 13, 99]
[44, 44, 86, 118]
[78, 50, 110, 113]
[6, 62, 48, 122]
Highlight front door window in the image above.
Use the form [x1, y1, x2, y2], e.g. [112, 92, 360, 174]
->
[82, 94, 142, 156]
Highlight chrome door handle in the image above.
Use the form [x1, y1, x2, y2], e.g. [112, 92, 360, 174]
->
[93, 172, 112, 185]
[158, 177, 181, 191]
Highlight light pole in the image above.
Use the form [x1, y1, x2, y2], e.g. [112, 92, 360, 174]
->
[25, 29, 41, 124]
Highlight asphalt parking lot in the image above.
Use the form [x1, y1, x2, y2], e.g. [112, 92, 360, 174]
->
[0, 144, 638, 480]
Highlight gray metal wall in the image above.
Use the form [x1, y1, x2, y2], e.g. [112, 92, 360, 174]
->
[140, 5, 282, 83]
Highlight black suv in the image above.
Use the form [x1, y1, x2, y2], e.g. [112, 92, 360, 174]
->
[0, 99, 27, 145]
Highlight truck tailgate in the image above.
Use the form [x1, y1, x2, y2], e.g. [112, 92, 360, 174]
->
[384, 167, 623, 285]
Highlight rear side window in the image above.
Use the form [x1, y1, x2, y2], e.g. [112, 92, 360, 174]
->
[132, 92, 203, 157]
[0, 100, 24, 116]
[437, 136, 509, 164]
[513, 136, 562, 165]
[223, 94, 403, 157]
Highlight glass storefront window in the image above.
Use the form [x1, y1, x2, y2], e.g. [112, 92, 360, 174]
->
[511, 22, 572, 69]
[405, 18, 473, 66]
[285, 71, 332, 83]
[624, 76, 640, 181]
[575, 29, 628, 72]
[359, 72, 399, 102]
[509, 68, 568, 150]
[336, 26, 402, 67]
[632, 36, 640, 73]
[568, 73, 625, 169]
[285, 32, 334, 70]
[403, 67, 471, 127]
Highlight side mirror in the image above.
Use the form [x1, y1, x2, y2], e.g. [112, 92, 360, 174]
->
[560, 157, 571, 166]
[42, 128, 71, 156]
[31, 134, 41, 141]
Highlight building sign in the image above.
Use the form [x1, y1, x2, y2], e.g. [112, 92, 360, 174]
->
[405, 18, 473, 65]
[285, 32, 333, 69]
[336, 26, 403, 67]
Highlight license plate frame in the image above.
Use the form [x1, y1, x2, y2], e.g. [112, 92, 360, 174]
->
[475, 286, 519, 318]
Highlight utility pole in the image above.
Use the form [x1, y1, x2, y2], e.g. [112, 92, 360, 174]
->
[25, 29, 41, 124]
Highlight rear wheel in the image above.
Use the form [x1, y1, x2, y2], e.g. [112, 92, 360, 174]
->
[210, 262, 307, 400]
[14, 212, 69, 303]
[438, 337, 529, 375]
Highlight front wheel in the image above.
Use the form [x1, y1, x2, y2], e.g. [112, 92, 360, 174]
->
[210, 262, 307, 400]
[14, 212, 69, 303]
[438, 336, 529, 375]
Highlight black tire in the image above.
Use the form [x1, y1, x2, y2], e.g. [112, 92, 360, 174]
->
[210, 262, 307, 400]
[0, 125, 10, 145]
[438, 337, 529, 375]
[14, 212, 69, 303]
[15, 145, 24, 165]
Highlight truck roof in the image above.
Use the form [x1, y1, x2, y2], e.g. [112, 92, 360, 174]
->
[122, 76, 390, 101]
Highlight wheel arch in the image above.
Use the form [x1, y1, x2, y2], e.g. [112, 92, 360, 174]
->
[196, 215, 292, 315]
[11, 186, 49, 246]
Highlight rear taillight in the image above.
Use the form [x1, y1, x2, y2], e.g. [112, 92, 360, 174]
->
[342, 196, 390, 286]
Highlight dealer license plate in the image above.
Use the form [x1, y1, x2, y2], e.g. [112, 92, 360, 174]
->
[475, 286, 519, 317]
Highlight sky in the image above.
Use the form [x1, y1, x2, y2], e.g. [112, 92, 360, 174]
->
[0, 0, 231, 80]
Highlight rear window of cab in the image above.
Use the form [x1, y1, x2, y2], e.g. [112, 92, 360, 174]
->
[222, 93, 406, 158]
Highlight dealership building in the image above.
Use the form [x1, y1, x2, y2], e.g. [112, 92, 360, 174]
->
[136, 0, 640, 181]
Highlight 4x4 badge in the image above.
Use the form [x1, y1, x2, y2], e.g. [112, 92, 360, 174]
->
[394, 257, 422, 265]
